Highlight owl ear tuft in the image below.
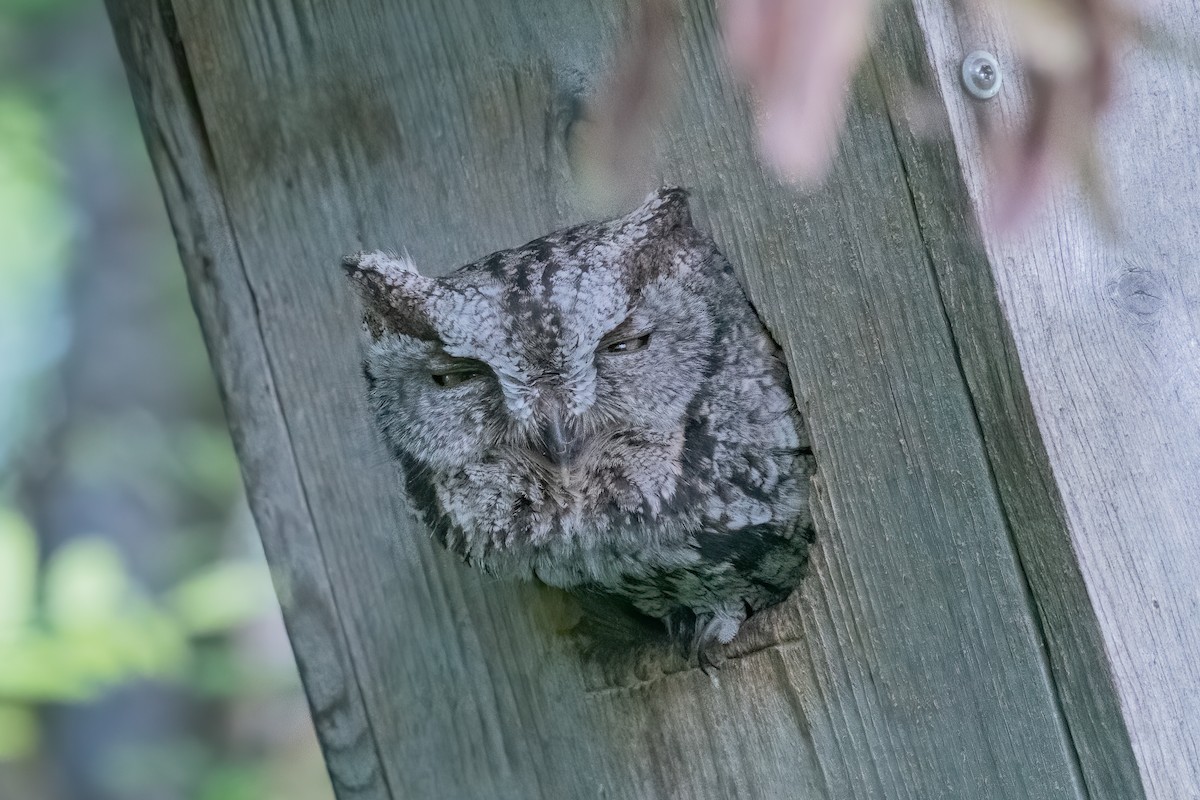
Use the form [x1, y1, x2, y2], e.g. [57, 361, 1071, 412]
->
[626, 187, 692, 233]
[342, 251, 441, 341]
[618, 188, 696, 297]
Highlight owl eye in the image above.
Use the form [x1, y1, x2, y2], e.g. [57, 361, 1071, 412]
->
[430, 359, 488, 387]
[602, 332, 652, 354]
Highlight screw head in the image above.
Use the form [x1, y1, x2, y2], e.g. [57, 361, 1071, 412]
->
[962, 50, 1002, 100]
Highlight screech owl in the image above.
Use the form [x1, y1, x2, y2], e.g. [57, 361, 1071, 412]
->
[344, 188, 814, 667]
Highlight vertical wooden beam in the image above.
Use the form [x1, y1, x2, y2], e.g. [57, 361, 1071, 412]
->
[104, 0, 1165, 796]
[104, 3, 393, 796]
[891, 1, 1199, 797]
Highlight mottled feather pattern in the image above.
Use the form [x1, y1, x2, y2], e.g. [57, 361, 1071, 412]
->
[345, 188, 814, 666]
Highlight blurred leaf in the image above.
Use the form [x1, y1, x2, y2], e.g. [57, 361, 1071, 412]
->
[0, 632, 97, 701]
[0, 508, 37, 640]
[0, 534, 272, 705]
[168, 561, 274, 636]
[199, 762, 268, 800]
[0, 88, 72, 455]
[37, 538, 187, 692]
[95, 599, 188, 679]
[0, 612, 185, 703]
[0, 703, 39, 761]
[0, 87, 70, 295]
[44, 536, 130, 630]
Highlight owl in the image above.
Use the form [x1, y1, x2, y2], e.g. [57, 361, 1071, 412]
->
[344, 188, 814, 668]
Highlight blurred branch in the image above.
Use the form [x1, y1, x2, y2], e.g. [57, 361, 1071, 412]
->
[723, 0, 873, 183]
[988, 0, 1136, 230]
[570, 0, 1163, 232]
[570, 0, 680, 209]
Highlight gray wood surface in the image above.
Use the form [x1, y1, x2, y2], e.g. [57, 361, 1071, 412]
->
[868, 4, 1147, 798]
[105, 0, 1180, 797]
[905, 2, 1200, 797]
[105, 3, 391, 796]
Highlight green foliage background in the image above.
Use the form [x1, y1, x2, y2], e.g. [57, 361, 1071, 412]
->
[0, 2, 333, 798]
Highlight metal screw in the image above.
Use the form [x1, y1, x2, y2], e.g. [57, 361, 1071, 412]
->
[961, 51, 1002, 100]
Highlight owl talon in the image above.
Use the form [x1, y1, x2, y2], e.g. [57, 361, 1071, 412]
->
[697, 642, 726, 676]
[690, 608, 742, 674]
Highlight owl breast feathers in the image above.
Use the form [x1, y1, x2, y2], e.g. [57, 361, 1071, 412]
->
[345, 188, 814, 665]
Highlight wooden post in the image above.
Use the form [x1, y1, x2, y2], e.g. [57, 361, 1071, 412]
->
[105, 0, 1196, 797]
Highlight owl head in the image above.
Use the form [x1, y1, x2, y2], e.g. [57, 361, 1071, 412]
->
[344, 188, 742, 555]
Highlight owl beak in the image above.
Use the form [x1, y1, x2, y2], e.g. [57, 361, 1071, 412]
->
[537, 414, 581, 469]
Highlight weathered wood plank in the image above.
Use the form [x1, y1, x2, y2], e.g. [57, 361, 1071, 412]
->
[103, 2, 391, 797]
[106, 0, 1144, 797]
[664, 9, 1090, 796]
[901, 2, 1200, 797]
[868, 3, 1146, 797]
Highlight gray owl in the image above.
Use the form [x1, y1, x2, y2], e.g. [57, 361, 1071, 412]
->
[344, 188, 814, 667]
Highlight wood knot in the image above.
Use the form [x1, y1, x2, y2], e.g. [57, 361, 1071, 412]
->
[1108, 265, 1167, 320]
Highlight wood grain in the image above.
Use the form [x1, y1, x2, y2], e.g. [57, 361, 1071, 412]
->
[904, 2, 1200, 797]
[868, 4, 1146, 797]
[104, 3, 391, 796]
[104, 0, 1155, 797]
